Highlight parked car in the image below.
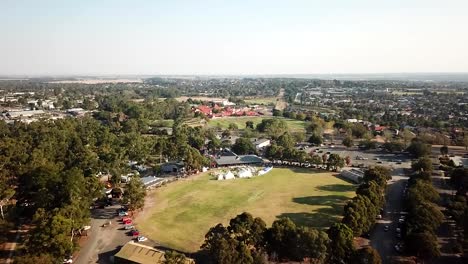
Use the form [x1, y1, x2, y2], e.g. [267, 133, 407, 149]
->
[376, 214, 382, 219]
[63, 256, 73, 264]
[394, 245, 402, 252]
[384, 225, 389, 232]
[132, 229, 140, 236]
[119, 211, 128, 216]
[124, 225, 134, 230]
[137, 236, 147, 242]
[124, 219, 133, 225]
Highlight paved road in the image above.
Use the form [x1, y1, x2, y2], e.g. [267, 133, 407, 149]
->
[370, 167, 409, 264]
[75, 205, 132, 264]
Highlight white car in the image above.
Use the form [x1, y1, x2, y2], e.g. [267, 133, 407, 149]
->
[124, 225, 134, 230]
[137, 236, 147, 242]
[63, 257, 73, 264]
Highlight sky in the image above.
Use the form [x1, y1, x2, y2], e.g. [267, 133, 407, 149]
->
[1, 0, 468, 76]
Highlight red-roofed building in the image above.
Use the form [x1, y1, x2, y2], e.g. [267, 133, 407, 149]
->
[196, 105, 212, 116]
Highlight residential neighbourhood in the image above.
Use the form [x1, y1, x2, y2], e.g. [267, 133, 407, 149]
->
[1, 1, 468, 264]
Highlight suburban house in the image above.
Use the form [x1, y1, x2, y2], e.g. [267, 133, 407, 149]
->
[213, 149, 264, 167]
[161, 162, 185, 173]
[253, 138, 271, 150]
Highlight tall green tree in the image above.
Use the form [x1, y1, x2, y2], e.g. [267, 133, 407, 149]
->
[327, 223, 355, 264]
[123, 176, 146, 211]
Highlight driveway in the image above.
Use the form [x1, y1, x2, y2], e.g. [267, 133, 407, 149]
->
[74, 205, 133, 264]
[369, 167, 409, 264]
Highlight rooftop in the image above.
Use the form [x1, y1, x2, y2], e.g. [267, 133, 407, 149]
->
[215, 154, 264, 166]
[114, 242, 165, 263]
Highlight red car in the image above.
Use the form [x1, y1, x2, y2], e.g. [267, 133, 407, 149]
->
[131, 229, 139, 236]
[124, 219, 132, 225]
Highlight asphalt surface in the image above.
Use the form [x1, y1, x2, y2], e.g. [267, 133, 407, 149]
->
[369, 166, 409, 264]
[74, 205, 132, 264]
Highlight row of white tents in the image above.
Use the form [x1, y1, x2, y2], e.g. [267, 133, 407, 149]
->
[216, 166, 272, 180]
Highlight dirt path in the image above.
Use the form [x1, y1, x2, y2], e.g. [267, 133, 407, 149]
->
[275, 88, 287, 110]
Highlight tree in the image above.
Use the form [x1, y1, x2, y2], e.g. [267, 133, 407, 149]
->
[407, 139, 431, 158]
[450, 168, 468, 192]
[232, 138, 256, 155]
[327, 154, 345, 171]
[440, 145, 448, 156]
[276, 132, 295, 149]
[382, 141, 405, 153]
[228, 123, 239, 130]
[351, 123, 368, 138]
[163, 251, 188, 264]
[245, 121, 254, 129]
[0, 182, 14, 219]
[123, 176, 146, 211]
[352, 246, 382, 264]
[401, 129, 415, 147]
[266, 218, 328, 262]
[202, 213, 267, 264]
[327, 223, 355, 264]
[309, 154, 323, 165]
[207, 138, 221, 152]
[27, 209, 75, 259]
[411, 157, 433, 173]
[342, 136, 354, 148]
[256, 119, 288, 139]
[308, 133, 323, 145]
[363, 166, 391, 189]
[405, 232, 440, 260]
[14, 254, 54, 264]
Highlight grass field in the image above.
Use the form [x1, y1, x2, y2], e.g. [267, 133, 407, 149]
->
[244, 97, 279, 105]
[137, 168, 355, 252]
[207, 116, 307, 132]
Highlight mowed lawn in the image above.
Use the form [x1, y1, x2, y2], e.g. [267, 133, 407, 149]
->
[138, 168, 355, 252]
[208, 116, 307, 132]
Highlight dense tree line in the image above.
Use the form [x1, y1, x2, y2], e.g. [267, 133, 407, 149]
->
[404, 156, 444, 261]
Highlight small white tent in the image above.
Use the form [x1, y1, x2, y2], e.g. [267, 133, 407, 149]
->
[224, 171, 235, 180]
[238, 168, 253, 178]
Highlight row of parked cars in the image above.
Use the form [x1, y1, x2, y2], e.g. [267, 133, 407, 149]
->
[118, 207, 148, 242]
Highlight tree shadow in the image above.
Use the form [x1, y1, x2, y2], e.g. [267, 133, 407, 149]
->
[97, 245, 122, 264]
[276, 194, 352, 228]
[292, 194, 350, 207]
[316, 184, 356, 192]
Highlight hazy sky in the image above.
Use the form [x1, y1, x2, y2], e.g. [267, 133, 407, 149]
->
[1, 0, 468, 75]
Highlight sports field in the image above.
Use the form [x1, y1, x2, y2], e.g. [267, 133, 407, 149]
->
[244, 97, 278, 105]
[137, 168, 355, 252]
[208, 116, 307, 132]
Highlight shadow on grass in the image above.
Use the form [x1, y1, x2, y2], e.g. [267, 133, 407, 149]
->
[276, 194, 351, 228]
[316, 184, 356, 192]
[292, 195, 350, 206]
[277, 207, 342, 229]
[286, 167, 331, 174]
